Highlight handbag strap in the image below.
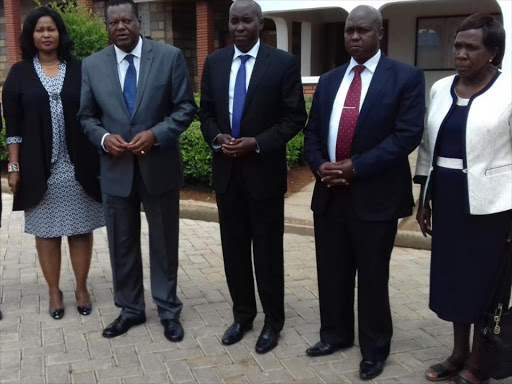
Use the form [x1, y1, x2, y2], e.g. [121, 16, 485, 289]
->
[485, 243, 512, 315]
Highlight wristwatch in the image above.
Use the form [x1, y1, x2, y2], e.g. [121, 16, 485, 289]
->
[7, 163, 20, 173]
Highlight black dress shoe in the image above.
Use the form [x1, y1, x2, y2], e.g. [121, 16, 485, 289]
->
[255, 326, 279, 354]
[162, 319, 184, 342]
[306, 341, 351, 356]
[102, 315, 146, 338]
[222, 322, 253, 345]
[360, 360, 385, 380]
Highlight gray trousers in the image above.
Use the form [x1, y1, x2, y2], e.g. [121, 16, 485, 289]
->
[102, 166, 182, 320]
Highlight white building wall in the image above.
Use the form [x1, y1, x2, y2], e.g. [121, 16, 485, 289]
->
[301, 22, 312, 76]
[381, 0, 502, 99]
[260, 0, 508, 98]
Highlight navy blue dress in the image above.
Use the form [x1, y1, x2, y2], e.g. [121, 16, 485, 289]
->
[430, 97, 510, 324]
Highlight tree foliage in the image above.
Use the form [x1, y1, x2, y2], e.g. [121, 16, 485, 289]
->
[39, 0, 108, 59]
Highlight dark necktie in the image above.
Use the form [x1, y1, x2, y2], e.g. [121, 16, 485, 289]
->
[336, 65, 365, 161]
[123, 54, 137, 116]
[232, 55, 251, 138]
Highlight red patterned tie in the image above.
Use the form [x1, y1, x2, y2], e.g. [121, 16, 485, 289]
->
[336, 65, 365, 161]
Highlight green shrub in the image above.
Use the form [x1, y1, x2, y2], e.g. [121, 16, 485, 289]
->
[180, 96, 312, 186]
[286, 131, 304, 170]
[180, 121, 212, 187]
[305, 96, 312, 116]
[43, 0, 109, 59]
[0, 122, 7, 168]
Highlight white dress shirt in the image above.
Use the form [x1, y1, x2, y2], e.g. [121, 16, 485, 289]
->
[229, 39, 260, 128]
[212, 39, 261, 150]
[102, 36, 143, 151]
[328, 50, 382, 162]
[114, 36, 142, 89]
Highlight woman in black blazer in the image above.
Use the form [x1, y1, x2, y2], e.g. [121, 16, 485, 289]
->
[2, 7, 104, 320]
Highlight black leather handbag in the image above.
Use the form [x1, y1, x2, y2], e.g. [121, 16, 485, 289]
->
[481, 245, 512, 380]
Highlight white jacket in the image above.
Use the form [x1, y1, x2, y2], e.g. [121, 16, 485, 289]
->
[416, 72, 512, 215]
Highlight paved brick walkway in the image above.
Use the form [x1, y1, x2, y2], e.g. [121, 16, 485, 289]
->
[0, 193, 510, 384]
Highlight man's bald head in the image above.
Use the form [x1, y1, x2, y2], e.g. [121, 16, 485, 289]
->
[230, 0, 263, 20]
[347, 5, 383, 30]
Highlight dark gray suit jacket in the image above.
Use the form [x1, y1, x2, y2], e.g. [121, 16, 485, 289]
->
[79, 37, 197, 197]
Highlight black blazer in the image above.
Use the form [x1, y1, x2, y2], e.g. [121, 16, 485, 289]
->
[199, 44, 307, 200]
[2, 58, 101, 211]
[304, 55, 425, 220]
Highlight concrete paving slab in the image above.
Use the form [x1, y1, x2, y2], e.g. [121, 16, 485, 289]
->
[0, 192, 507, 383]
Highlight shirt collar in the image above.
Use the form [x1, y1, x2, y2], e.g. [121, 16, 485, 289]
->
[233, 39, 261, 62]
[347, 49, 381, 75]
[114, 35, 143, 64]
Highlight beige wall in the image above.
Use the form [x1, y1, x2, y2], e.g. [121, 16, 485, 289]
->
[382, 0, 502, 100]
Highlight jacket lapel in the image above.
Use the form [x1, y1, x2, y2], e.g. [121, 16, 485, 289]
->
[220, 47, 234, 127]
[243, 44, 271, 115]
[105, 45, 131, 120]
[132, 37, 153, 120]
[354, 55, 392, 133]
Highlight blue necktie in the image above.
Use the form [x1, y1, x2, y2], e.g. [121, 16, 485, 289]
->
[232, 55, 251, 138]
[123, 54, 137, 116]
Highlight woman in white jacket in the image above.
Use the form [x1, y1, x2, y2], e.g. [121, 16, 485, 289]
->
[415, 14, 511, 384]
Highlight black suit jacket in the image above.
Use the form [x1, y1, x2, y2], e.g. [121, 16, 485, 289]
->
[199, 44, 307, 200]
[2, 58, 101, 211]
[304, 55, 425, 220]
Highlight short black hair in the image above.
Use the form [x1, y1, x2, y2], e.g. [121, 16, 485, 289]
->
[104, 0, 139, 21]
[19, 7, 73, 62]
[457, 13, 506, 66]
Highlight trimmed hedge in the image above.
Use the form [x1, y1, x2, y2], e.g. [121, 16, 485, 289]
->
[180, 122, 307, 187]
[180, 121, 213, 186]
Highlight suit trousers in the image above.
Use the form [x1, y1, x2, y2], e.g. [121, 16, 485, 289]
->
[216, 162, 285, 331]
[103, 161, 182, 320]
[314, 188, 397, 362]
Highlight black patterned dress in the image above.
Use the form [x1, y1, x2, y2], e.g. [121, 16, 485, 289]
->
[19, 57, 104, 237]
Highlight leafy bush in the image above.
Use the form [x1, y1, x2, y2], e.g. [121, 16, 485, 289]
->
[41, 0, 108, 59]
[180, 96, 312, 187]
[286, 131, 304, 170]
[180, 121, 213, 187]
[0, 121, 7, 168]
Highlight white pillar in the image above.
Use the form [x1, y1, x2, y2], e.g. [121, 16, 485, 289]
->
[301, 21, 312, 76]
[269, 17, 289, 52]
[497, 0, 511, 73]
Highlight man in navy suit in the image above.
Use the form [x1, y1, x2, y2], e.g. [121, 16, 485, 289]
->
[200, 0, 306, 354]
[304, 5, 425, 380]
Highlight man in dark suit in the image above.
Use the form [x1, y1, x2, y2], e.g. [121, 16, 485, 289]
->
[304, 5, 425, 380]
[199, 0, 306, 354]
[79, 0, 196, 341]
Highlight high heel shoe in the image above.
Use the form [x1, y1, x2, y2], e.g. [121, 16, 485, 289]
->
[75, 291, 92, 316]
[49, 291, 64, 320]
